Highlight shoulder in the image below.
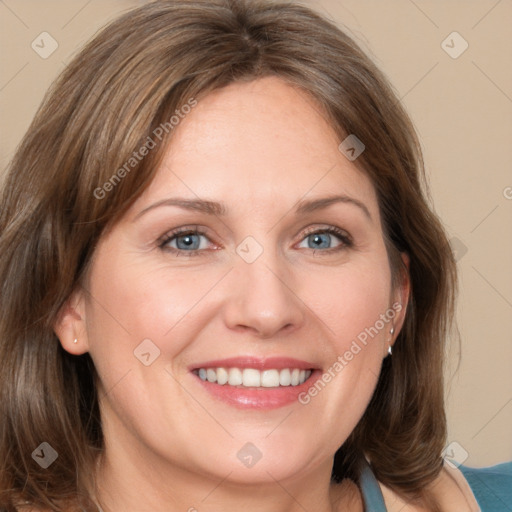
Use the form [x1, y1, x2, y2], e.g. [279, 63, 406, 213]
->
[459, 461, 512, 511]
[359, 460, 512, 512]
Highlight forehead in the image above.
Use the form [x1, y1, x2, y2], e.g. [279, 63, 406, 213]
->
[128, 76, 380, 223]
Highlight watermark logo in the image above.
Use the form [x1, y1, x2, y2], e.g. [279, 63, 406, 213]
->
[338, 134, 365, 161]
[31, 32, 58, 59]
[442, 441, 469, 469]
[32, 442, 58, 468]
[441, 32, 468, 59]
[134, 338, 161, 366]
[237, 442, 262, 468]
[449, 236, 468, 262]
[236, 236, 264, 264]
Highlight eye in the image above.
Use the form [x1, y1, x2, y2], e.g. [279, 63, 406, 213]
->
[158, 227, 214, 257]
[296, 226, 352, 252]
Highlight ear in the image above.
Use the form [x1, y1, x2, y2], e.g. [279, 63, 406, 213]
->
[53, 286, 90, 355]
[389, 252, 411, 346]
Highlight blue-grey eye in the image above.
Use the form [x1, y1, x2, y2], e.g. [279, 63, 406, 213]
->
[297, 228, 348, 250]
[160, 230, 210, 252]
[175, 233, 203, 250]
[308, 233, 331, 249]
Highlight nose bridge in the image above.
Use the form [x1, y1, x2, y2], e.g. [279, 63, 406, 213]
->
[223, 237, 304, 338]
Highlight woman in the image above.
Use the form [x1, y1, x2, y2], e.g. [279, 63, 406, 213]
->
[0, 1, 510, 511]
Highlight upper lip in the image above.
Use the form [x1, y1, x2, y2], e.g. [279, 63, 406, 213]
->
[189, 356, 320, 371]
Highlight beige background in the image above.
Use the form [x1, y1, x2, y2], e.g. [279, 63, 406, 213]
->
[1, 0, 511, 468]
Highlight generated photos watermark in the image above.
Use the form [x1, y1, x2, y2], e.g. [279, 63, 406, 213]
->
[93, 97, 198, 200]
[298, 301, 402, 404]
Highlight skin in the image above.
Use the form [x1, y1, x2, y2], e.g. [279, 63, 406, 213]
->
[54, 76, 415, 512]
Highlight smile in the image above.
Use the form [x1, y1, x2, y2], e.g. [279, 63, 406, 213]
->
[193, 367, 313, 387]
[189, 356, 321, 409]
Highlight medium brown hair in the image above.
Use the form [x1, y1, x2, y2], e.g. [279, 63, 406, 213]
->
[0, 1, 458, 510]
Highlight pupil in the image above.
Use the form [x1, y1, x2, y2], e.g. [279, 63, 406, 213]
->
[311, 233, 329, 249]
[178, 234, 198, 249]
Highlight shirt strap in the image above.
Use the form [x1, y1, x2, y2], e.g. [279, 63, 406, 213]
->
[359, 460, 387, 511]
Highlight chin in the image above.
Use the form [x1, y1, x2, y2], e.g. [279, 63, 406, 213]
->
[192, 434, 325, 485]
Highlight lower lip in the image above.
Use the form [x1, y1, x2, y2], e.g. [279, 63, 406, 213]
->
[192, 370, 322, 410]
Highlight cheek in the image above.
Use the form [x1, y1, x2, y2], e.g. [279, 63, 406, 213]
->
[301, 256, 392, 353]
[82, 255, 217, 435]
[295, 257, 392, 427]
[85, 255, 217, 350]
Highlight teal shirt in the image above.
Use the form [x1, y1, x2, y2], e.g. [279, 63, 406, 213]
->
[460, 462, 512, 511]
[359, 460, 512, 511]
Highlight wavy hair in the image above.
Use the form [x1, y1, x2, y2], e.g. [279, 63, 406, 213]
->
[0, 1, 458, 510]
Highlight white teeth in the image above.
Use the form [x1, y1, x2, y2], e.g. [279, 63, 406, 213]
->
[216, 367, 229, 385]
[196, 367, 313, 388]
[261, 369, 280, 387]
[228, 367, 242, 386]
[242, 368, 260, 387]
[279, 368, 291, 386]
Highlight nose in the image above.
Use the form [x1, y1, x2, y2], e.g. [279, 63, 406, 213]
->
[222, 251, 305, 339]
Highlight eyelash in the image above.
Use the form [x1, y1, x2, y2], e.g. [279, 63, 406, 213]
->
[157, 225, 353, 257]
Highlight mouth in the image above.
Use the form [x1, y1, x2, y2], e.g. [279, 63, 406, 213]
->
[189, 356, 320, 409]
[193, 367, 313, 387]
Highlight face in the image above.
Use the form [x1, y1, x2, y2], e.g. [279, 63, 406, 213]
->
[57, 76, 409, 486]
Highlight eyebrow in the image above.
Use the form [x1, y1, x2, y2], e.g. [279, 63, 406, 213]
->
[133, 194, 372, 222]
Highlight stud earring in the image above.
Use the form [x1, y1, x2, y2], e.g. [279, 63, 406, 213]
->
[388, 345, 392, 356]
[73, 338, 78, 344]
